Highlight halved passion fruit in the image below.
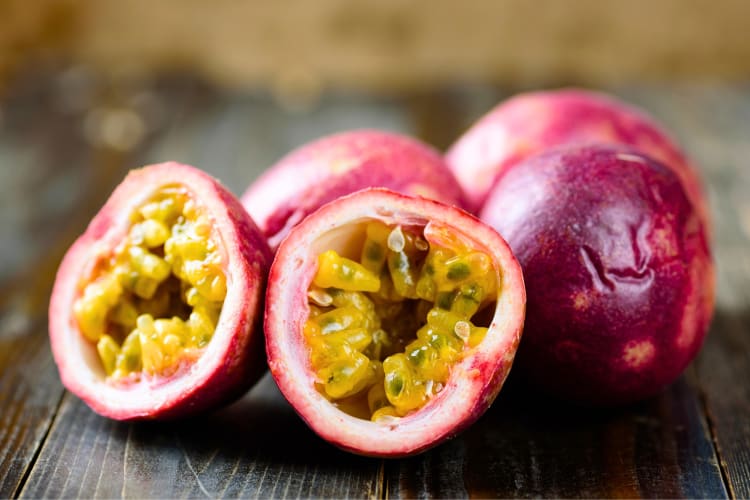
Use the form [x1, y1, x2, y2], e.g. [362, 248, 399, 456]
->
[266, 188, 525, 457]
[49, 162, 272, 420]
[241, 129, 467, 250]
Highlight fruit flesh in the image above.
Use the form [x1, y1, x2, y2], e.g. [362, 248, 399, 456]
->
[304, 220, 497, 420]
[73, 186, 226, 380]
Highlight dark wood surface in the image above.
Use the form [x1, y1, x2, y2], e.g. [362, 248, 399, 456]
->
[0, 72, 748, 498]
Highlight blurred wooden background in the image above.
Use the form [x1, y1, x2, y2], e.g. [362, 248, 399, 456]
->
[1, 73, 749, 499]
[1, 2, 749, 498]
[2, 0, 750, 98]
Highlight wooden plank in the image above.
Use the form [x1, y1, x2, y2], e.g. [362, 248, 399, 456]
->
[699, 310, 750, 499]
[696, 171, 750, 499]
[629, 85, 750, 498]
[403, 86, 510, 152]
[19, 376, 383, 499]
[0, 72, 212, 497]
[385, 376, 726, 499]
[143, 85, 413, 196]
[0, 71, 120, 498]
[0, 316, 63, 497]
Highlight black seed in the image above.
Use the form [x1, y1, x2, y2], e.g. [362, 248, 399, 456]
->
[457, 292, 479, 305]
[447, 262, 471, 281]
[409, 348, 425, 365]
[461, 283, 480, 300]
[365, 241, 383, 261]
[390, 252, 409, 272]
[436, 291, 457, 309]
[388, 375, 404, 396]
[429, 333, 446, 349]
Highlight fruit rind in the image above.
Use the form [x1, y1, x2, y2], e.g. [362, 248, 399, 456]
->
[446, 88, 709, 228]
[480, 145, 714, 405]
[265, 188, 525, 457]
[49, 162, 272, 420]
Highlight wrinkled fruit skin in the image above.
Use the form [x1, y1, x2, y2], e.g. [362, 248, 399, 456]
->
[446, 88, 709, 228]
[49, 162, 272, 420]
[481, 145, 714, 405]
[241, 129, 467, 249]
[265, 188, 525, 457]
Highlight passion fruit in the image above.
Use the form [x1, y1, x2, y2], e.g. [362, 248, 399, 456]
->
[49, 162, 272, 420]
[446, 89, 709, 227]
[265, 188, 525, 457]
[481, 145, 714, 405]
[241, 129, 467, 250]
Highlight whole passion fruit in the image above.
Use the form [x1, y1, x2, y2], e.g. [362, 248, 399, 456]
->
[446, 89, 708, 227]
[265, 188, 525, 457]
[49, 162, 272, 420]
[241, 129, 467, 250]
[481, 145, 714, 405]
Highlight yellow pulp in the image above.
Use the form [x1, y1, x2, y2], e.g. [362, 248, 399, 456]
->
[304, 221, 497, 421]
[73, 187, 226, 380]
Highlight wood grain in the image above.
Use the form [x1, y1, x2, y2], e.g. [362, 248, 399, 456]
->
[141, 83, 414, 195]
[385, 375, 727, 499]
[692, 119, 750, 499]
[0, 73, 217, 497]
[699, 310, 750, 499]
[0, 316, 63, 498]
[0, 73, 123, 498]
[630, 85, 750, 499]
[1, 77, 749, 498]
[19, 376, 383, 499]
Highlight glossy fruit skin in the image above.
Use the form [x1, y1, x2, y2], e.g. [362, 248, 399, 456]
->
[265, 188, 525, 457]
[49, 162, 272, 420]
[241, 129, 467, 250]
[481, 145, 714, 405]
[446, 89, 709, 227]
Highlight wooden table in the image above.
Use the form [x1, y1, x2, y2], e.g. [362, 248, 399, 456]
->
[1, 72, 748, 498]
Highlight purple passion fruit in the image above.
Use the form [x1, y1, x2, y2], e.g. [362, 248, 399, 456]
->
[49, 162, 272, 420]
[241, 129, 467, 249]
[481, 145, 714, 405]
[446, 89, 709, 229]
[265, 188, 525, 457]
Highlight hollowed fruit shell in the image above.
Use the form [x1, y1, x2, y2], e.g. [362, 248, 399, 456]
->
[241, 129, 467, 250]
[481, 145, 714, 405]
[49, 162, 272, 420]
[446, 88, 709, 229]
[265, 188, 525, 457]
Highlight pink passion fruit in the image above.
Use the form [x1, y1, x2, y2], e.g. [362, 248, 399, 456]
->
[265, 188, 525, 457]
[49, 162, 272, 420]
[241, 129, 467, 250]
[481, 145, 714, 405]
[446, 89, 709, 228]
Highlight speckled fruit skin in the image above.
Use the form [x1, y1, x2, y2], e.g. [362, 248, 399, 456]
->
[241, 129, 467, 250]
[49, 162, 273, 420]
[481, 145, 714, 405]
[265, 188, 525, 457]
[446, 89, 709, 228]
